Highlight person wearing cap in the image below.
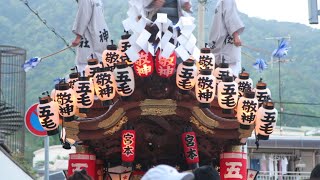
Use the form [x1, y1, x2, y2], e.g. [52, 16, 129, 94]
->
[208, 0, 244, 76]
[68, 169, 92, 180]
[143, 0, 192, 24]
[141, 164, 194, 180]
[310, 163, 320, 180]
[193, 165, 220, 180]
[71, 0, 110, 72]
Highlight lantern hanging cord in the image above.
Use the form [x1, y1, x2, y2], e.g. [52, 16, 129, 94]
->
[19, 0, 75, 54]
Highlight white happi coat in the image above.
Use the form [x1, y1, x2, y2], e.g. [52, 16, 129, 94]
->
[72, 0, 109, 71]
[209, 0, 244, 64]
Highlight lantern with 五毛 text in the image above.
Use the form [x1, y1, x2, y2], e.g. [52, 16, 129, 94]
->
[213, 59, 233, 85]
[181, 127, 199, 169]
[155, 50, 176, 78]
[84, 58, 101, 78]
[102, 40, 120, 71]
[93, 67, 116, 106]
[118, 31, 132, 66]
[217, 75, 238, 114]
[55, 81, 76, 122]
[74, 74, 95, 113]
[176, 59, 197, 93]
[114, 62, 135, 97]
[133, 50, 154, 77]
[195, 69, 216, 108]
[236, 91, 258, 129]
[37, 92, 60, 136]
[255, 101, 278, 140]
[254, 78, 271, 107]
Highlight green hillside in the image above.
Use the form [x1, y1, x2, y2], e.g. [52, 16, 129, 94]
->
[1, 0, 320, 162]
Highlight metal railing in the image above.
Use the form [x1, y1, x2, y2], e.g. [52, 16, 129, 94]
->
[257, 171, 310, 180]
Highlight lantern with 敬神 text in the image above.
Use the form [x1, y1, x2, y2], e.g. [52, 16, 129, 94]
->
[84, 58, 101, 78]
[217, 75, 238, 114]
[213, 59, 233, 85]
[102, 40, 121, 71]
[176, 59, 197, 93]
[37, 93, 59, 136]
[181, 127, 199, 169]
[93, 67, 116, 106]
[114, 62, 135, 97]
[74, 75, 95, 113]
[255, 101, 278, 140]
[55, 81, 76, 122]
[155, 50, 176, 78]
[198, 44, 215, 72]
[237, 91, 258, 129]
[195, 69, 216, 108]
[235, 68, 253, 97]
[118, 31, 132, 66]
[121, 129, 136, 166]
[254, 78, 271, 107]
[133, 50, 154, 77]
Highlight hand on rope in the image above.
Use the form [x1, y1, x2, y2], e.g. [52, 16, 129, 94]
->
[22, 46, 73, 72]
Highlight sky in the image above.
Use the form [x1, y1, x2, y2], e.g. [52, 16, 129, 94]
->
[235, 0, 320, 29]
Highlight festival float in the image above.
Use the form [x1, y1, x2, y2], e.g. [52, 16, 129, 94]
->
[23, 2, 284, 180]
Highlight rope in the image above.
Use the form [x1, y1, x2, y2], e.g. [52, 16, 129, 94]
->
[41, 46, 72, 60]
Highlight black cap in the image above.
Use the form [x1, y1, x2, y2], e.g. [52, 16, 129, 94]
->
[55, 83, 70, 90]
[256, 81, 267, 89]
[244, 91, 255, 98]
[121, 31, 131, 40]
[201, 47, 211, 53]
[200, 69, 212, 75]
[87, 58, 98, 65]
[78, 76, 90, 81]
[69, 72, 80, 79]
[263, 101, 275, 110]
[116, 62, 128, 69]
[39, 96, 51, 104]
[182, 59, 195, 66]
[107, 40, 117, 50]
[239, 72, 250, 80]
[222, 76, 234, 82]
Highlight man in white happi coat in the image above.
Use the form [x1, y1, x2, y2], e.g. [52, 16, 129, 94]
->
[71, 0, 110, 72]
[209, 0, 244, 76]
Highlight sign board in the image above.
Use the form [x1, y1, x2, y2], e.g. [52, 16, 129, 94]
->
[24, 103, 47, 137]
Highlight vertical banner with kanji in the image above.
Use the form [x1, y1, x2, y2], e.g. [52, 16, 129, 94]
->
[121, 130, 136, 163]
[220, 152, 247, 180]
[181, 131, 199, 165]
[68, 153, 96, 178]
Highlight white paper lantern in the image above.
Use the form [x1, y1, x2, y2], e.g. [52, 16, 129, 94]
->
[37, 95, 60, 135]
[195, 69, 216, 108]
[198, 46, 215, 71]
[84, 58, 101, 78]
[254, 79, 271, 107]
[118, 32, 132, 66]
[235, 71, 253, 97]
[237, 91, 259, 129]
[102, 40, 121, 71]
[176, 59, 197, 93]
[67, 72, 80, 90]
[213, 61, 233, 85]
[55, 82, 76, 122]
[93, 67, 117, 106]
[255, 101, 278, 140]
[74, 76, 95, 113]
[114, 62, 135, 97]
[217, 76, 238, 114]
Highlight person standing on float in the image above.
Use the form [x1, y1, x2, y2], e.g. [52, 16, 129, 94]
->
[71, 0, 110, 72]
[209, 0, 244, 75]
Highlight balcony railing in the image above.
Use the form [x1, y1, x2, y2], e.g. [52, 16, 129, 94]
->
[257, 171, 310, 180]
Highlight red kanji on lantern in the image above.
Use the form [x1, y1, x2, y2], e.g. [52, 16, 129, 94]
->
[133, 51, 154, 77]
[181, 131, 199, 165]
[121, 130, 136, 163]
[155, 50, 176, 78]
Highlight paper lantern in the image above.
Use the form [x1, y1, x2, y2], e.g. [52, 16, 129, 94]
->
[220, 152, 247, 180]
[155, 50, 176, 78]
[118, 31, 132, 66]
[37, 95, 59, 136]
[195, 69, 216, 108]
[234, 70, 253, 97]
[217, 75, 238, 114]
[236, 91, 258, 129]
[198, 45, 215, 71]
[102, 40, 121, 71]
[121, 130, 136, 164]
[181, 127, 199, 169]
[254, 79, 271, 107]
[114, 62, 135, 97]
[67, 71, 80, 90]
[255, 101, 278, 140]
[55, 82, 76, 122]
[84, 58, 101, 78]
[93, 67, 116, 106]
[133, 50, 154, 77]
[176, 59, 197, 93]
[213, 61, 233, 85]
[74, 75, 95, 113]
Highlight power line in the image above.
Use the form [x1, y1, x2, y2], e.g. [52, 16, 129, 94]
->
[280, 112, 320, 119]
[274, 101, 320, 106]
[19, 0, 75, 54]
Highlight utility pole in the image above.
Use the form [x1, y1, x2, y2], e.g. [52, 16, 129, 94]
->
[44, 136, 49, 180]
[197, 0, 207, 48]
